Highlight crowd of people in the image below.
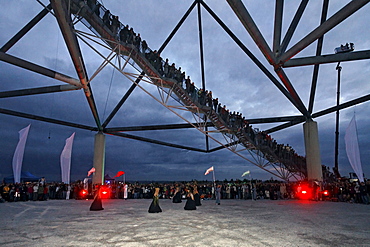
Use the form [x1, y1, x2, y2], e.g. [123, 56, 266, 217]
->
[1, 177, 369, 205]
[321, 180, 369, 204]
[0, 179, 72, 203]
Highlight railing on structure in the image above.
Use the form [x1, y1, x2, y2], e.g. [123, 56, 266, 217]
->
[69, 0, 307, 180]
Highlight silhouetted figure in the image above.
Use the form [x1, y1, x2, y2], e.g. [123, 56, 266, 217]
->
[90, 186, 104, 211]
[148, 188, 162, 213]
[141, 39, 148, 54]
[193, 186, 202, 206]
[172, 187, 182, 203]
[102, 10, 111, 28]
[184, 188, 196, 210]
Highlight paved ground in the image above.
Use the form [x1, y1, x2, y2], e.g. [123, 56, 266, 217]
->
[0, 198, 369, 247]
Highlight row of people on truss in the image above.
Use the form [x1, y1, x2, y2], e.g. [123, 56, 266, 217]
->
[83, 1, 192, 91]
[82, 1, 187, 83]
[85, 0, 307, 169]
[238, 123, 306, 171]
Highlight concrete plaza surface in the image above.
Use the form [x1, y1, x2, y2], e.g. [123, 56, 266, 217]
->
[0, 198, 369, 247]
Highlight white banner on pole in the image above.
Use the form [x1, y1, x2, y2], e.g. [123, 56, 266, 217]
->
[204, 166, 214, 175]
[12, 124, 31, 184]
[60, 132, 75, 184]
[344, 116, 364, 182]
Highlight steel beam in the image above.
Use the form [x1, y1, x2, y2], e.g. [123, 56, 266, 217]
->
[0, 107, 97, 131]
[279, 0, 370, 64]
[265, 118, 306, 134]
[105, 122, 214, 132]
[274, 67, 309, 117]
[246, 115, 305, 124]
[279, 0, 308, 55]
[201, 1, 307, 116]
[158, 1, 197, 54]
[107, 132, 207, 153]
[198, 1, 206, 90]
[312, 93, 370, 118]
[1, 4, 52, 52]
[283, 50, 370, 68]
[51, 0, 102, 130]
[308, 0, 329, 115]
[208, 141, 240, 152]
[273, 0, 284, 55]
[227, 0, 276, 65]
[103, 1, 197, 128]
[102, 72, 144, 128]
[265, 93, 370, 133]
[0, 51, 81, 87]
[198, 1, 209, 151]
[0, 84, 80, 98]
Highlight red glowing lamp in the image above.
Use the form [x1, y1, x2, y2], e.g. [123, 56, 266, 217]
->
[297, 184, 312, 200]
[99, 186, 111, 199]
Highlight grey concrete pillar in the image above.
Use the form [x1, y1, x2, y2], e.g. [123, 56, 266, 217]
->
[92, 132, 105, 185]
[303, 120, 323, 181]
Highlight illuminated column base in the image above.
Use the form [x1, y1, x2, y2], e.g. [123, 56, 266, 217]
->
[92, 132, 105, 185]
[303, 120, 323, 182]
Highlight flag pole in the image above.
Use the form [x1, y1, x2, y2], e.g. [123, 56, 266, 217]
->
[212, 169, 216, 199]
[249, 173, 254, 200]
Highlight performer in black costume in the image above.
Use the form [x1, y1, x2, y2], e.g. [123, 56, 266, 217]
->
[184, 187, 196, 210]
[90, 185, 104, 211]
[172, 186, 182, 203]
[193, 185, 202, 206]
[148, 187, 162, 213]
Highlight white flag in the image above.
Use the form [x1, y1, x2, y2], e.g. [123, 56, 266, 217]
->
[344, 116, 364, 182]
[242, 171, 250, 177]
[12, 124, 31, 184]
[204, 166, 214, 175]
[60, 133, 75, 184]
[87, 167, 96, 177]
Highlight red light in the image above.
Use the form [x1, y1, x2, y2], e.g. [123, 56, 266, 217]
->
[81, 190, 88, 195]
[323, 190, 329, 196]
[99, 186, 111, 199]
[297, 184, 312, 200]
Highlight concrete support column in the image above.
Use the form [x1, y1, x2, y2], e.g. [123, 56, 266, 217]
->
[303, 120, 323, 181]
[92, 132, 105, 185]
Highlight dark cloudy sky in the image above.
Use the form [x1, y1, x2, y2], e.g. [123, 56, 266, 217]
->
[1, 0, 369, 183]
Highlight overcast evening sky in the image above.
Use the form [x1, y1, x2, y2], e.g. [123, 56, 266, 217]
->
[0, 0, 369, 183]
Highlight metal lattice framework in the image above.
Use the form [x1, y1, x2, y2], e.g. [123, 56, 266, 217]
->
[1, 0, 370, 181]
